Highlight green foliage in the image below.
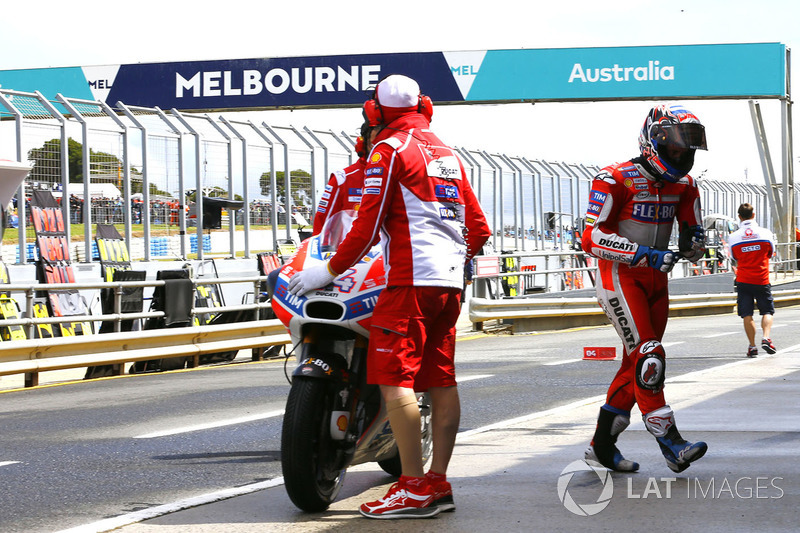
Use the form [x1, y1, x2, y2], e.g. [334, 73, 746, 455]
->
[27, 137, 142, 190]
[259, 169, 311, 201]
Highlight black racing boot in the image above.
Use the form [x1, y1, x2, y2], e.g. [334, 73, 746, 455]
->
[644, 405, 708, 473]
[585, 406, 639, 472]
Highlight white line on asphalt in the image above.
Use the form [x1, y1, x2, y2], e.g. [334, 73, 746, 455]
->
[54, 478, 286, 533]
[543, 359, 581, 366]
[0, 461, 21, 467]
[132, 410, 285, 439]
[661, 341, 684, 348]
[706, 331, 737, 338]
[456, 374, 494, 382]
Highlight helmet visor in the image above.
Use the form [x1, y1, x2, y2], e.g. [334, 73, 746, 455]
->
[652, 123, 707, 151]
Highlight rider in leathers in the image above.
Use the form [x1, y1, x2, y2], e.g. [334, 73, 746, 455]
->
[581, 104, 709, 473]
[312, 119, 379, 235]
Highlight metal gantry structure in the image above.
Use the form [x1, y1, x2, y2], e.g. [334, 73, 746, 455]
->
[0, 88, 790, 265]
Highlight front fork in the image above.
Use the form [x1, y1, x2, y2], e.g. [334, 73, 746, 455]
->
[295, 332, 369, 450]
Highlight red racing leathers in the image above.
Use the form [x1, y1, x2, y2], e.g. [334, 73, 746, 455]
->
[312, 158, 365, 235]
[581, 158, 704, 415]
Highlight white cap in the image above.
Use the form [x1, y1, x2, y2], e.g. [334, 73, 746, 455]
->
[376, 75, 420, 108]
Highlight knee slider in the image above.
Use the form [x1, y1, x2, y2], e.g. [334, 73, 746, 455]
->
[634, 340, 666, 392]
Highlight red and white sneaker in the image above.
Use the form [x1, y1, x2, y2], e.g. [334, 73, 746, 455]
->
[359, 476, 440, 519]
[426, 471, 456, 512]
[761, 338, 777, 354]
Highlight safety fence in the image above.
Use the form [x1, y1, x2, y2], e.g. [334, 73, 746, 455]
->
[0, 88, 784, 265]
[468, 284, 800, 334]
[0, 273, 291, 387]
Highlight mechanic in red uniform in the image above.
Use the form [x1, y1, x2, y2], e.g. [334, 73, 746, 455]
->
[728, 203, 777, 357]
[581, 104, 709, 474]
[311, 119, 379, 235]
[288, 74, 490, 518]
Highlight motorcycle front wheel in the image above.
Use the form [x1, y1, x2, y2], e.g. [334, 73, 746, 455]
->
[377, 392, 433, 477]
[281, 377, 345, 512]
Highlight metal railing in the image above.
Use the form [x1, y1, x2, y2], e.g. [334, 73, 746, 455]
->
[0, 320, 290, 387]
[0, 274, 291, 387]
[471, 242, 800, 299]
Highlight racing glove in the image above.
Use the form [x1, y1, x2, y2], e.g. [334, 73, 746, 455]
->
[632, 245, 677, 273]
[679, 222, 706, 261]
[287, 262, 336, 296]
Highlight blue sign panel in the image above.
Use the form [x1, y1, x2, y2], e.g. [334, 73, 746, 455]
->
[466, 43, 787, 101]
[0, 44, 786, 111]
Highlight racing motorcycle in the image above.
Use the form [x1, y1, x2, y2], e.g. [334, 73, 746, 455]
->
[269, 210, 432, 512]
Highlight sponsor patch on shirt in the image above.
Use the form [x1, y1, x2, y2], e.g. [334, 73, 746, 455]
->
[435, 184, 459, 200]
[363, 187, 381, 195]
[318, 199, 328, 207]
[585, 215, 596, 226]
[439, 206, 458, 220]
[324, 184, 333, 192]
[321, 191, 330, 200]
[364, 177, 382, 187]
[365, 167, 383, 176]
[590, 190, 608, 204]
[348, 187, 362, 195]
[369, 153, 382, 163]
[348, 196, 361, 203]
[631, 202, 676, 223]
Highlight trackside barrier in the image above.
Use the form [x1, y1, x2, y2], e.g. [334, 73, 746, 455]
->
[0, 320, 291, 387]
[468, 287, 800, 334]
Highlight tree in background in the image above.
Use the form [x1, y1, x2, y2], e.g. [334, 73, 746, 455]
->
[27, 137, 145, 192]
[259, 169, 311, 205]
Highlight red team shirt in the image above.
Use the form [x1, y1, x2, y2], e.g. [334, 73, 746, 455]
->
[728, 219, 775, 285]
[328, 113, 490, 288]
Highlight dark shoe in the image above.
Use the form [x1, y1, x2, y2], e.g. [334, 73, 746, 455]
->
[761, 338, 776, 354]
[585, 444, 639, 472]
[586, 406, 639, 472]
[747, 346, 758, 358]
[656, 426, 708, 473]
[644, 405, 707, 473]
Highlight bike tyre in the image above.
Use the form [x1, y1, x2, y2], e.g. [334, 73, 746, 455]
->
[281, 377, 344, 512]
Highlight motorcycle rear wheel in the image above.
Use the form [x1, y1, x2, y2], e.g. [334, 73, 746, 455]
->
[281, 377, 345, 512]
[377, 392, 433, 477]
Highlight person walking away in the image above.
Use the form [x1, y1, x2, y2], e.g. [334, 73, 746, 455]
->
[581, 104, 709, 474]
[728, 203, 777, 357]
[287, 74, 490, 519]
